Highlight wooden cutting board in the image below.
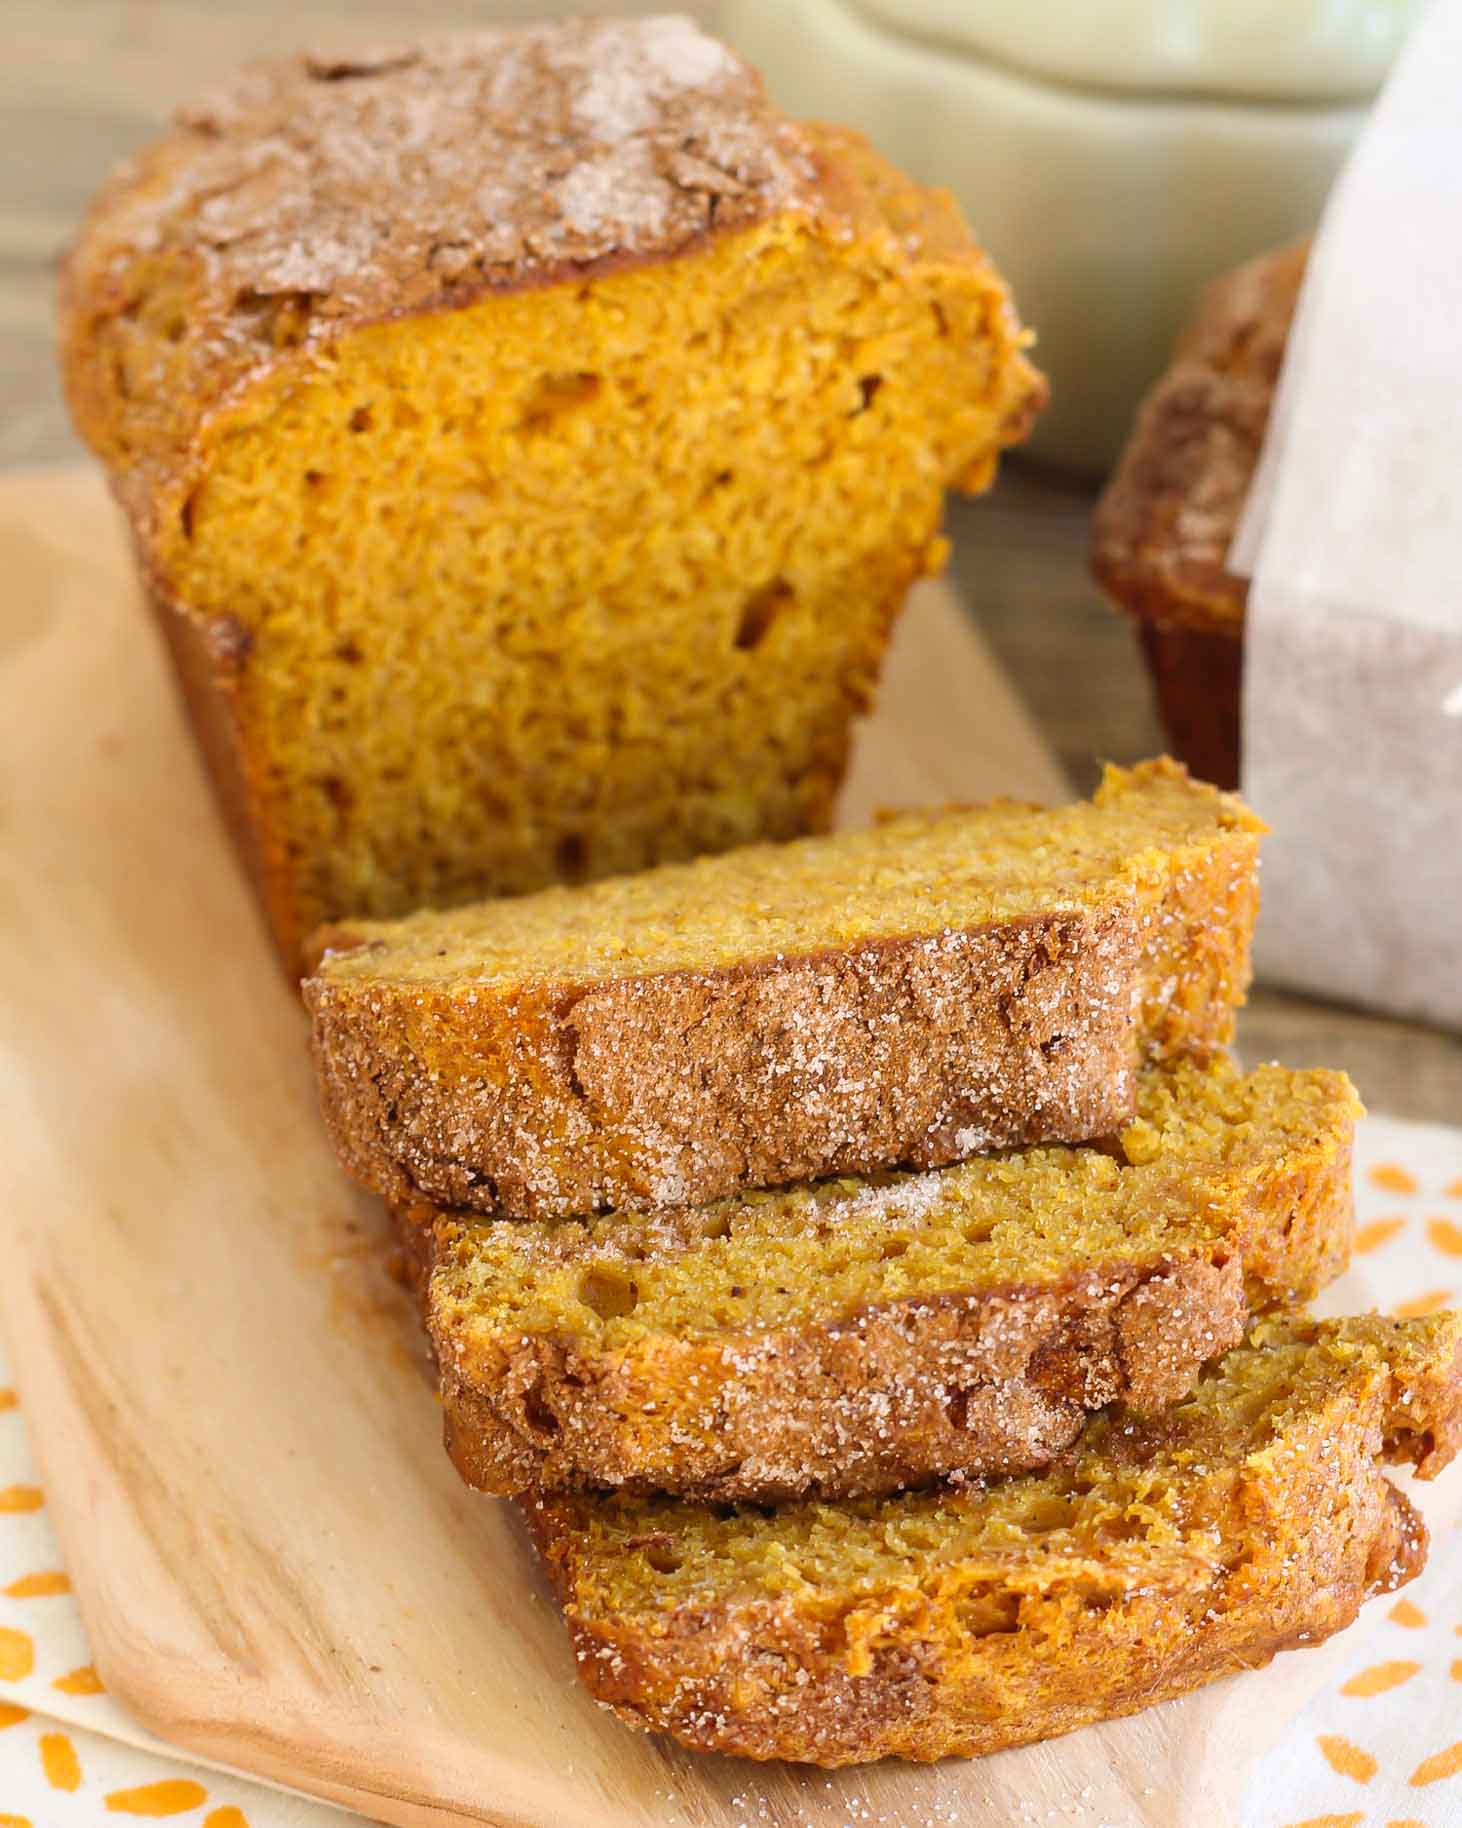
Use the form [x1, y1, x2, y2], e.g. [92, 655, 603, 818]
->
[0, 465, 1423, 1828]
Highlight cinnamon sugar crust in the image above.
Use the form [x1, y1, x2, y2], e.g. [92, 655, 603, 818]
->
[339, 907, 1141, 1219]
[524, 1312, 1462, 1765]
[305, 760, 1264, 1222]
[60, 16, 818, 556]
[411, 1058, 1359, 1502]
[1090, 243, 1306, 785]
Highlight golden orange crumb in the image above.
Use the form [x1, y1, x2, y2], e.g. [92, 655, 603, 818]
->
[61, 25, 1045, 972]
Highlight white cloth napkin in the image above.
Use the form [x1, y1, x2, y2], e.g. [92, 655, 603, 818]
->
[3, 1114, 1462, 1825]
[1232, 0, 1462, 1030]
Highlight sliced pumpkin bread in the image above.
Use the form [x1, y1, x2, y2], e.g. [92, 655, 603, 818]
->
[307, 759, 1264, 1221]
[525, 1311, 1462, 1765]
[419, 1058, 1358, 1502]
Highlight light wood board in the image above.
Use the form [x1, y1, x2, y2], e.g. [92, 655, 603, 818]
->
[0, 464, 1435, 1828]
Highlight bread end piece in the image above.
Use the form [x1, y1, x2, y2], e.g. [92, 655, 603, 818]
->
[523, 1312, 1460, 1765]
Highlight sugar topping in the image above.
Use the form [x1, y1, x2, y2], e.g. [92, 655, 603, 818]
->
[90, 16, 816, 328]
[519, 1315, 1459, 1763]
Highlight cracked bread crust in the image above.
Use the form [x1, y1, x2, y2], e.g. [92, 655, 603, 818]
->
[523, 1313, 1462, 1765]
[58, 17, 819, 562]
[410, 1062, 1358, 1501]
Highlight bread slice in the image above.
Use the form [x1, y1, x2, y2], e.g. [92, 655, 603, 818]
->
[525, 1311, 1462, 1765]
[423, 1059, 1358, 1501]
[59, 19, 1044, 973]
[306, 759, 1264, 1220]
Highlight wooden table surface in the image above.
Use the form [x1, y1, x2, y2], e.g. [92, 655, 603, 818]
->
[4, 0, 1458, 1126]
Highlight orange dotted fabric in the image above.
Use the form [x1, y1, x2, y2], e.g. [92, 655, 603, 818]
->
[1243, 1117, 1462, 1828]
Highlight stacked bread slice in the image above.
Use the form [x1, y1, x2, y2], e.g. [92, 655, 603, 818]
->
[305, 759, 1462, 1767]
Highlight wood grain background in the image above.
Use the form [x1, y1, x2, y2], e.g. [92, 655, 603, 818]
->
[3, 0, 1457, 1119]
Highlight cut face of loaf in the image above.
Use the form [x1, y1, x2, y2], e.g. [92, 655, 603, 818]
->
[417, 1059, 1359, 1502]
[306, 759, 1265, 1220]
[58, 19, 1045, 972]
[525, 1312, 1462, 1766]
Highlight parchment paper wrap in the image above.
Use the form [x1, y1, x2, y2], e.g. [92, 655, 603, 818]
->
[1232, 0, 1462, 1031]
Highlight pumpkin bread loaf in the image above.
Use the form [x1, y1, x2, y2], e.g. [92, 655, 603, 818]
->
[306, 759, 1264, 1221]
[1091, 244, 1307, 788]
[525, 1311, 1462, 1765]
[59, 17, 1045, 972]
[420, 1058, 1358, 1502]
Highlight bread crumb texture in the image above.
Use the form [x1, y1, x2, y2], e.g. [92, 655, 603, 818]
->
[59, 18, 1044, 968]
[306, 759, 1265, 1219]
[425, 1057, 1360, 1500]
[525, 1312, 1462, 1764]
